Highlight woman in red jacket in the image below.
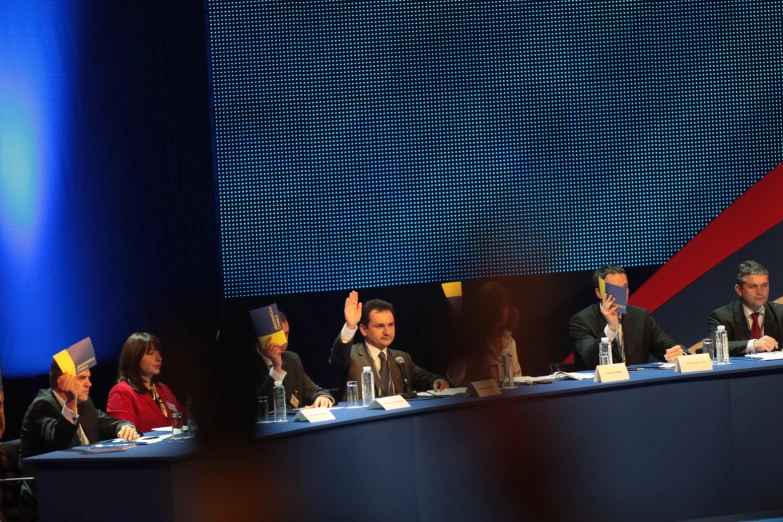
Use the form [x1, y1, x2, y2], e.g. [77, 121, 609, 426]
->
[107, 332, 185, 434]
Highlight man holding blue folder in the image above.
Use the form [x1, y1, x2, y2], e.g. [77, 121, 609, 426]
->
[570, 265, 686, 370]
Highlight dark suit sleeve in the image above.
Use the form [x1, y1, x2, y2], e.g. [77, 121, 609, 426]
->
[569, 312, 603, 370]
[408, 359, 442, 392]
[287, 353, 332, 405]
[27, 401, 79, 453]
[96, 408, 134, 440]
[329, 334, 353, 377]
[302, 371, 333, 405]
[257, 372, 276, 401]
[708, 308, 748, 356]
[645, 313, 678, 362]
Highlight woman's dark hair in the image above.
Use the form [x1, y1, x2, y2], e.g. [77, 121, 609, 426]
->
[470, 281, 519, 334]
[117, 332, 162, 393]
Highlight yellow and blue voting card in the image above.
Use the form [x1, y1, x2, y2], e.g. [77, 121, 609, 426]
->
[53, 337, 97, 375]
[249, 303, 287, 348]
[598, 277, 628, 314]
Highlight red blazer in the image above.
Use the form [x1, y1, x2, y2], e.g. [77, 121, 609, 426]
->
[107, 380, 185, 434]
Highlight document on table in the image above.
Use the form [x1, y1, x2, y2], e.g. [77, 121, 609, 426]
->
[419, 387, 467, 397]
[745, 352, 783, 361]
[106, 434, 172, 444]
[552, 371, 595, 380]
[515, 375, 557, 384]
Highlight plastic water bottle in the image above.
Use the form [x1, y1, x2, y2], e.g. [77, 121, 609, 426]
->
[715, 325, 731, 365]
[361, 366, 375, 407]
[186, 396, 195, 438]
[273, 381, 287, 421]
[500, 349, 516, 389]
[599, 337, 613, 366]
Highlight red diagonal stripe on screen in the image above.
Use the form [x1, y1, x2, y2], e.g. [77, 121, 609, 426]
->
[630, 162, 783, 313]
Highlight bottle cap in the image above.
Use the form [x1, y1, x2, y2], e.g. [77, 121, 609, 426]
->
[274, 380, 283, 386]
[717, 325, 726, 331]
[363, 366, 371, 371]
[601, 337, 609, 342]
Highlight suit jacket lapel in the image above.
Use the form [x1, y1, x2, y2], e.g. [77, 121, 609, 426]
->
[764, 302, 778, 339]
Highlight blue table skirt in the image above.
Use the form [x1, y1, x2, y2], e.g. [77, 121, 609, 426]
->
[25, 357, 783, 522]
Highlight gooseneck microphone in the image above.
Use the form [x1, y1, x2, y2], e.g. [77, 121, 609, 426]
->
[394, 356, 410, 394]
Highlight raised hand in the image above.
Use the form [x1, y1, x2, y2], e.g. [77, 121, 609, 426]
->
[57, 373, 80, 403]
[344, 291, 362, 329]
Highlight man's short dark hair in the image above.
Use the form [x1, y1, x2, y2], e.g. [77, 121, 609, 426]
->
[49, 359, 63, 389]
[278, 311, 288, 323]
[592, 265, 626, 290]
[736, 260, 769, 287]
[360, 299, 395, 327]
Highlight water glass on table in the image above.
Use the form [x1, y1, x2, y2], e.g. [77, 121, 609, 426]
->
[702, 338, 715, 362]
[346, 381, 359, 407]
[257, 396, 269, 422]
[171, 412, 184, 440]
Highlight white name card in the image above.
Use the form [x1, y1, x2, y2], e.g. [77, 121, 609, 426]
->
[594, 363, 630, 383]
[465, 379, 502, 397]
[292, 408, 336, 423]
[367, 395, 411, 411]
[674, 353, 713, 373]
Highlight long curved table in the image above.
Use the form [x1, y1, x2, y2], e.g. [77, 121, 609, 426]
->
[25, 358, 783, 522]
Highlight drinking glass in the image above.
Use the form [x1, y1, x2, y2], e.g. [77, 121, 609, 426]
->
[347, 381, 360, 407]
[171, 412, 184, 440]
[257, 396, 269, 422]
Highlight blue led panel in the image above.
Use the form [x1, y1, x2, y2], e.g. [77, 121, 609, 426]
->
[207, 1, 782, 298]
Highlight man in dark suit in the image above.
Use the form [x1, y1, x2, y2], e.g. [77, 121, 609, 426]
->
[254, 312, 334, 409]
[707, 260, 783, 355]
[19, 361, 138, 521]
[570, 265, 686, 370]
[330, 292, 449, 400]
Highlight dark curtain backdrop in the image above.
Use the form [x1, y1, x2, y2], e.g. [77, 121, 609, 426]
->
[0, 0, 220, 438]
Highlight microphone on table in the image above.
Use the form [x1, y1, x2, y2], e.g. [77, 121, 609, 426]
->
[395, 356, 412, 396]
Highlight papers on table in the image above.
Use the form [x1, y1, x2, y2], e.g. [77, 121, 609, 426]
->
[105, 434, 171, 444]
[514, 375, 555, 384]
[551, 371, 595, 380]
[419, 387, 467, 397]
[745, 351, 783, 361]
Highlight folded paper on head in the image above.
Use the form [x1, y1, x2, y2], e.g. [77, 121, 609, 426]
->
[441, 281, 463, 313]
[249, 303, 287, 348]
[599, 277, 628, 314]
[53, 337, 97, 375]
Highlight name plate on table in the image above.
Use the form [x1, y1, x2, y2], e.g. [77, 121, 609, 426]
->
[292, 408, 336, 423]
[367, 395, 411, 411]
[594, 363, 630, 383]
[674, 353, 713, 373]
[465, 379, 502, 397]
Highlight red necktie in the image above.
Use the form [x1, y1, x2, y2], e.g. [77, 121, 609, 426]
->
[751, 312, 762, 339]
